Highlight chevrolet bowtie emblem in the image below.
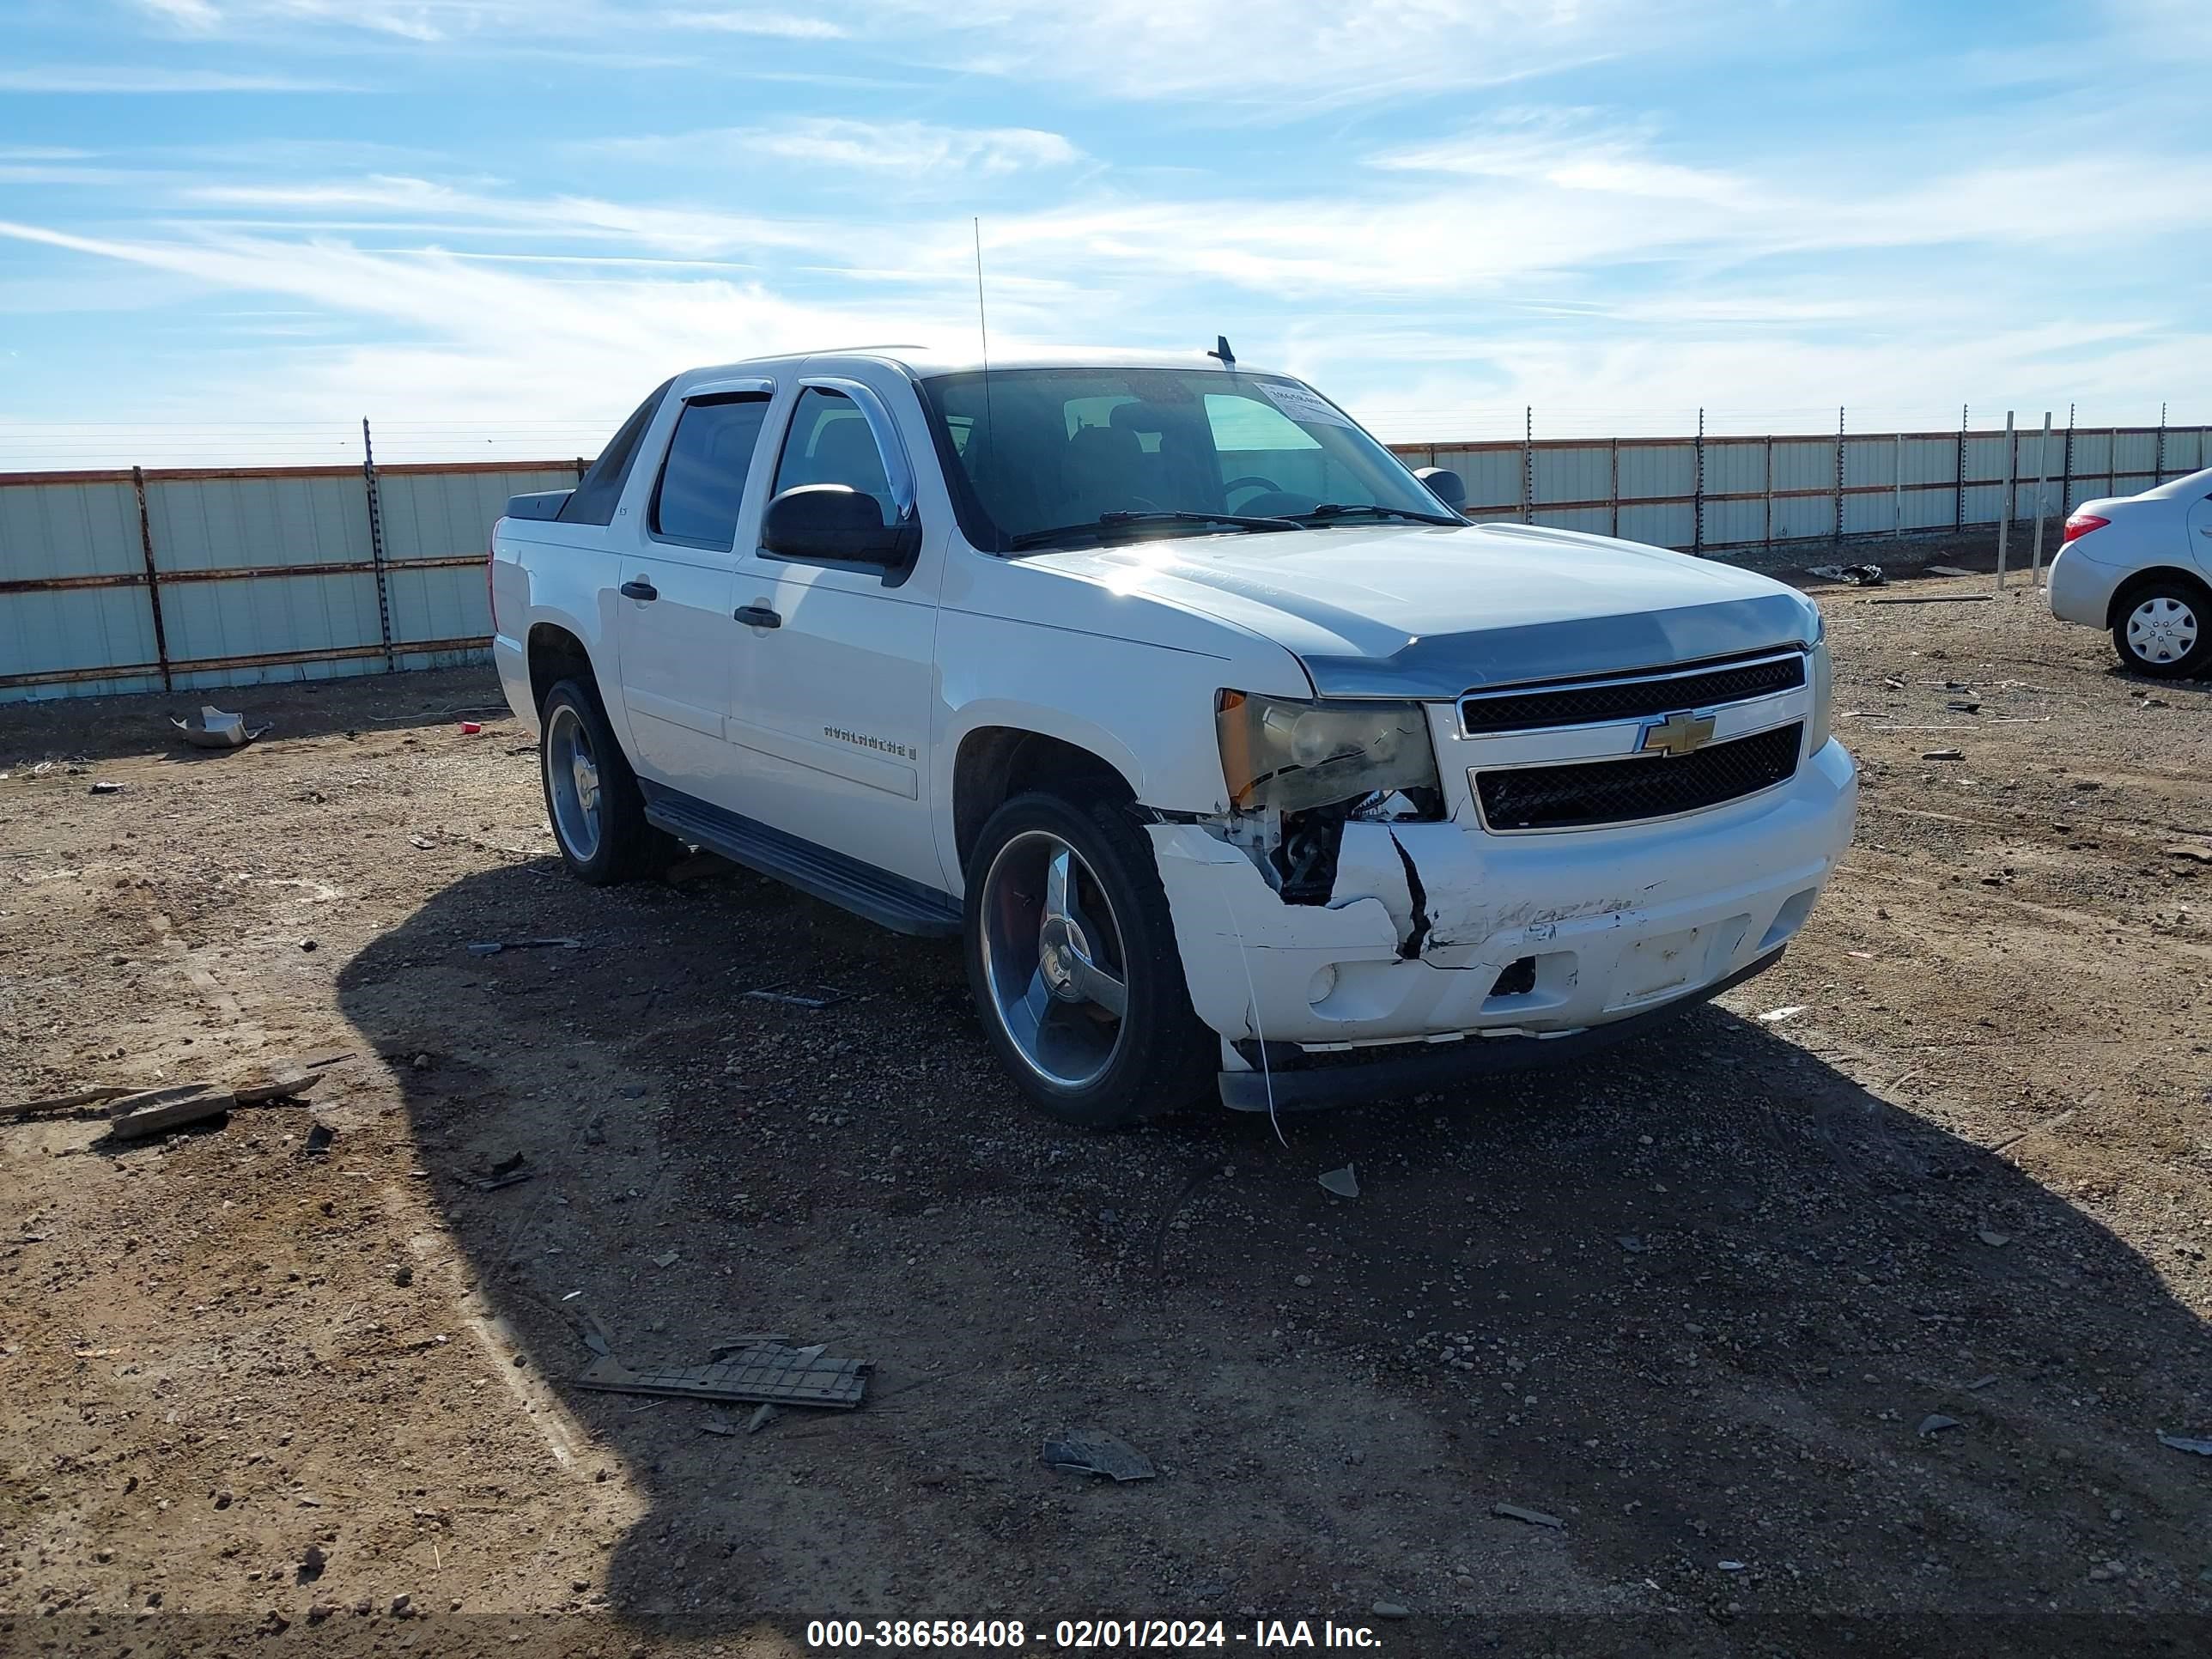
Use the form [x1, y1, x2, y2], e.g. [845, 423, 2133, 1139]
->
[1642, 709, 1717, 757]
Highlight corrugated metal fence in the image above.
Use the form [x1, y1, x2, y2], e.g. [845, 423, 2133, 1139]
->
[0, 454, 581, 702]
[2, 416, 2206, 703]
[1402, 419, 2209, 549]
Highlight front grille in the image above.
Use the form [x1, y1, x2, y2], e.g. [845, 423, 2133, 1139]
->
[1461, 653, 1804, 735]
[1478, 722, 1803, 831]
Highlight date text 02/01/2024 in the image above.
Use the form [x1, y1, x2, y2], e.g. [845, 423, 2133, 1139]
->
[803, 1617, 1391, 1649]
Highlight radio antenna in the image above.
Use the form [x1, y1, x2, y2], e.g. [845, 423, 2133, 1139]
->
[973, 216, 997, 530]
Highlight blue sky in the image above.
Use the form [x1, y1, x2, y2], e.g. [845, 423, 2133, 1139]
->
[1, 0, 2207, 465]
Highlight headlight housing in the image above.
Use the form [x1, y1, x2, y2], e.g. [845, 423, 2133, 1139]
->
[1807, 623, 1833, 751]
[1216, 691, 1441, 815]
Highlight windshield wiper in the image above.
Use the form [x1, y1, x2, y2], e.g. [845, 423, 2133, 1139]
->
[1295, 502, 1463, 526]
[1006, 509, 1301, 552]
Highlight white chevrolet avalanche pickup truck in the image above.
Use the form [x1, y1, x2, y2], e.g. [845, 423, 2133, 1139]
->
[490, 347, 1856, 1125]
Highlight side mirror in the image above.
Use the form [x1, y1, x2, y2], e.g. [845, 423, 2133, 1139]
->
[1414, 467, 1467, 513]
[761, 484, 920, 569]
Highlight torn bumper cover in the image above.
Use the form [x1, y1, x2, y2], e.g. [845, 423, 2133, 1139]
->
[1146, 738, 1855, 1108]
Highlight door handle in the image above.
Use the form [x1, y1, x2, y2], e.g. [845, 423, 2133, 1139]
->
[619, 578, 659, 602]
[734, 605, 782, 629]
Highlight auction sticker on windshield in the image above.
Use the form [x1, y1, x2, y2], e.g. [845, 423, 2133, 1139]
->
[1257, 380, 1354, 429]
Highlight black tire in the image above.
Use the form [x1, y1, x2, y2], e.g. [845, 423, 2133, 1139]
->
[963, 790, 1213, 1127]
[538, 677, 677, 884]
[2110, 577, 2210, 679]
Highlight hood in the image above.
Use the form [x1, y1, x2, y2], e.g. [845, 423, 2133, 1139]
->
[1030, 520, 1820, 696]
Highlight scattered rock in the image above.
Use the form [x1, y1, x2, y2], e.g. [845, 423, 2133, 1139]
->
[88, 780, 123, 795]
[744, 1403, 778, 1435]
[1917, 1414, 1961, 1437]
[1292, 1273, 1312, 1288]
[1617, 1235, 1645, 1254]
[390, 1593, 413, 1619]
[392, 1264, 414, 1287]
[1977, 1230, 2011, 1248]
[650, 1250, 679, 1269]
[307, 1603, 338, 1625]
[1371, 1601, 1411, 1620]
[1922, 749, 1965, 762]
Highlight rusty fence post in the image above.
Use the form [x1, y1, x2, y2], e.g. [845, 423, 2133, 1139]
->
[1519, 405, 1533, 525]
[1762, 434, 1773, 545]
[362, 416, 395, 672]
[1893, 433, 1904, 537]
[1954, 404, 1967, 532]
[1832, 406, 1844, 543]
[1693, 408, 1705, 555]
[130, 465, 173, 691]
[1607, 436, 1620, 538]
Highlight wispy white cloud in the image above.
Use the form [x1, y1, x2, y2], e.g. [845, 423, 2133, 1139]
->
[0, 64, 356, 91]
[131, 0, 222, 28]
[603, 118, 1081, 176]
[659, 8, 849, 40]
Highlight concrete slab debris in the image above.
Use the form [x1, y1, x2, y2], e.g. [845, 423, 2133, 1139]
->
[575, 1343, 868, 1409]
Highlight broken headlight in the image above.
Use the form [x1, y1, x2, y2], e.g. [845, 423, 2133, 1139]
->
[1216, 691, 1442, 815]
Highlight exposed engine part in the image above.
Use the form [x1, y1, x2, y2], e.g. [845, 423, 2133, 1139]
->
[1271, 786, 1443, 906]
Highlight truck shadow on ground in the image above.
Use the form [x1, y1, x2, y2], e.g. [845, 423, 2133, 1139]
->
[335, 859, 2212, 1650]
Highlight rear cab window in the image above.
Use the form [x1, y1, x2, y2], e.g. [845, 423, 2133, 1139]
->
[649, 393, 772, 550]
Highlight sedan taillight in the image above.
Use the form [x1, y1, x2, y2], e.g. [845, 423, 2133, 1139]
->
[2062, 513, 2109, 544]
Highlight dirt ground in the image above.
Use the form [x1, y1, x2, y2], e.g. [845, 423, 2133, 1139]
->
[3, 538, 2209, 1657]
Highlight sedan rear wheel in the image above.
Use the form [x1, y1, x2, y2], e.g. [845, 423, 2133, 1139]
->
[2112, 582, 2209, 678]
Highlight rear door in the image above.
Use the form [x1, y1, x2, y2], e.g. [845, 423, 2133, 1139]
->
[2188, 486, 2212, 576]
[612, 379, 775, 807]
[726, 370, 948, 890]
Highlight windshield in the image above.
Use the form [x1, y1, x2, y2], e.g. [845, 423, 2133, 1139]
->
[915, 366, 1458, 552]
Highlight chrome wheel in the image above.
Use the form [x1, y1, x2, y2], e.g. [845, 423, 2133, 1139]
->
[544, 702, 604, 863]
[2126, 595, 2198, 665]
[976, 830, 1129, 1089]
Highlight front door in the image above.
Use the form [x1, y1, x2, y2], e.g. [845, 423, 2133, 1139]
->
[727, 376, 947, 891]
[613, 386, 774, 808]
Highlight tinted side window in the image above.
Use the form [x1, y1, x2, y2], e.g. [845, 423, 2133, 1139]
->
[558, 378, 672, 526]
[771, 387, 896, 527]
[649, 394, 771, 549]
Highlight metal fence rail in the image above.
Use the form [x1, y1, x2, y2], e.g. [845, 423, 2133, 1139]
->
[3, 413, 2206, 703]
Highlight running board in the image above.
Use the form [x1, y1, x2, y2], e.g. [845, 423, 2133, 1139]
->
[641, 784, 963, 939]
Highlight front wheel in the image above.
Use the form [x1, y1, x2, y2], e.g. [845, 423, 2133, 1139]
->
[2112, 582, 2209, 678]
[963, 792, 1212, 1127]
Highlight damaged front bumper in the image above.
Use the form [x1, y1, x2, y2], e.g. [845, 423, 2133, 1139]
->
[1146, 737, 1856, 1107]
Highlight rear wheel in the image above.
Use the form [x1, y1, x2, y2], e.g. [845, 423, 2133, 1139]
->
[539, 678, 675, 883]
[2112, 580, 2209, 678]
[964, 792, 1212, 1127]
